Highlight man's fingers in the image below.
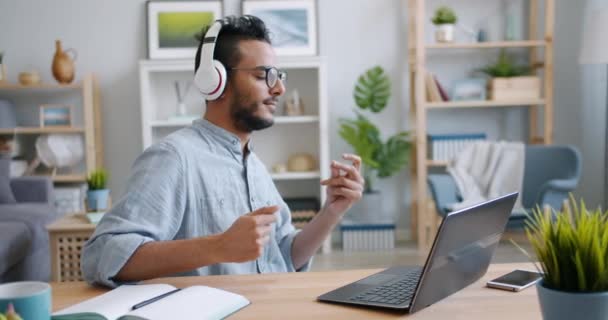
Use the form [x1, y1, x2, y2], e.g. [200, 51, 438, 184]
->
[320, 176, 363, 191]
[331, 161, 340, 178]
[250, 205, 280, 216]
[342, 153, 362, 171]
[333, 187, 363, 200]
[331, 161, 364, 183]
[257, 225, 272, 237]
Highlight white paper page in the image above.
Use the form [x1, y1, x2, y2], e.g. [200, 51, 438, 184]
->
[125, 286, 250, 320]
[54, 284, 176, 320]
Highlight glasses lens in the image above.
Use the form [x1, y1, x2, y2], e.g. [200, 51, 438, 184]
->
[266, 67, 278, 88]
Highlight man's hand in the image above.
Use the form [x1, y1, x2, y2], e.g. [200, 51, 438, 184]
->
[320, 153, 364, 216]
[217, 206, 279, 263]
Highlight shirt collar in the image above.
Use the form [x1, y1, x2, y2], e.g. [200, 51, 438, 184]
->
[193, 118, 254, 154]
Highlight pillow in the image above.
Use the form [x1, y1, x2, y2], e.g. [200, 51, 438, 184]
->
[0, 155, 16, 204]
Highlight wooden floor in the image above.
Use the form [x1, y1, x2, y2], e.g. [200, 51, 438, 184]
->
[311, 240, 534, 271]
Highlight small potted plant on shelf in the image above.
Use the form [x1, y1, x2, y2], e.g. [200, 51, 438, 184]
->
[339, 66, 411, 223]
[522, 198, 608, 320]
[478, 50, 540, 100]
[86, 168, 109, 212]
[431, 6, 457, 43]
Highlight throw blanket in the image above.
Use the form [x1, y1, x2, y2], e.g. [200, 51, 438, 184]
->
[447, 141, 525, 213]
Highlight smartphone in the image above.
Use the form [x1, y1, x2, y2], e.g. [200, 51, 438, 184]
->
[486, 269, 543, 292]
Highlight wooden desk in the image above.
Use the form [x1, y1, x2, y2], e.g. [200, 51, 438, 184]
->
[52, 263, 541, 319]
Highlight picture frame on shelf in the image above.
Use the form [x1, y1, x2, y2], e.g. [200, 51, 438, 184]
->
[40, 105, 72, 127]
[243, 0, 317, 56]
[146, 1, 223, 59]
[450, 78, 487, 101]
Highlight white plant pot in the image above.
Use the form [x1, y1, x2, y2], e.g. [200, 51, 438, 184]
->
[344, 191, 393, 224]
[435, 24, 455, 43]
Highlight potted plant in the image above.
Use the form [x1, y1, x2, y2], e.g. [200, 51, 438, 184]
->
[523, 198, 608, 320]
[339, 66, 411, 223]
[431, 6, 457, 43]
[86, 168, 109, 212]
[478, 50, 540, 100]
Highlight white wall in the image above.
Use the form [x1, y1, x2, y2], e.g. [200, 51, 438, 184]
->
[579, 0, 607, 209]
[0, 0, 600, 237]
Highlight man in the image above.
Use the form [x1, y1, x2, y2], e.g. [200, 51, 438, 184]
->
[82, 15, 364, 288]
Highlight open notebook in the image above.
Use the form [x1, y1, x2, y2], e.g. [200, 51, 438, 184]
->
[52, 284, 250, 320]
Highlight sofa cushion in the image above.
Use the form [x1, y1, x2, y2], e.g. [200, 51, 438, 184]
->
[0, 155, 16, 204]
[0, 221, 30, 275]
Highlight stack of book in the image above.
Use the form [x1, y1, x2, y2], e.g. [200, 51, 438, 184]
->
[427, 133, 487, 162]
[286, 197, 319, 229]
[340, 223, 395, 251]
[425, 72, 449, 102]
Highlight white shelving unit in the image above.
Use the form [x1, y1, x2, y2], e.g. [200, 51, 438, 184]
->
[139, 56, 332, 253]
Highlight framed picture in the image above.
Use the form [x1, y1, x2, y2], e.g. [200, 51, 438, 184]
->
[147, 1, 223, 59]
[40, 105, 72, 127]
[243, 0, 317, 56]
[450, 78, 487, 101]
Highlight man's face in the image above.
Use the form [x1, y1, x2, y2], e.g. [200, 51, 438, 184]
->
[227, 40, 286, 132]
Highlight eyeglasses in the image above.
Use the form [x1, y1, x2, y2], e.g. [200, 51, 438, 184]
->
[227, 66, 287, 88]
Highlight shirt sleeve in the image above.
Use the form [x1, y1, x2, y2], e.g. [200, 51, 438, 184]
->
[275, 199, 313, 272]
[81, 142, 187, 287]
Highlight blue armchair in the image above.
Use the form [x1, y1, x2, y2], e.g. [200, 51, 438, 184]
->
[0, 176, 60, 282]
[427, 145, 582, 228]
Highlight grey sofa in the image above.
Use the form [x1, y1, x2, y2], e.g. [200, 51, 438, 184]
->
[0, 176, 60, 282]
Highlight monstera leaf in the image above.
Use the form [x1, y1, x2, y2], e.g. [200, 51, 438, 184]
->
[354, 66, 391, 113]
[340, 66, 411, 192]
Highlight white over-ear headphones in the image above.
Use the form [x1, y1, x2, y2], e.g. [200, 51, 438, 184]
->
[194, 20, 227, 101]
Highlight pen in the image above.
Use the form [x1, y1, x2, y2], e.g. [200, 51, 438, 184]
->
[131, 288, 181, 310]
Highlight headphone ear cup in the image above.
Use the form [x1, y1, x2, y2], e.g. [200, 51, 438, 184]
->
[206, 60, 227, 101]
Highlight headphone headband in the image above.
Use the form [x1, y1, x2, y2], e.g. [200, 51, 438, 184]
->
[194, 19, 227, 100]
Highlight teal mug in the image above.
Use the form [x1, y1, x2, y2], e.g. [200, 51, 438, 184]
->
[0, 281, 51, 320]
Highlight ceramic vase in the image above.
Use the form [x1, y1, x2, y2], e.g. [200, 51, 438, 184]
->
[52, 40, 77, 84]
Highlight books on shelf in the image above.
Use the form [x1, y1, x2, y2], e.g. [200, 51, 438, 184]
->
[285, 197, 319, 229]
[425, 72, 449, 102]
[427, 133, 487, 162]
[340, 223, 395, 251]
[52, 283, 250, 320]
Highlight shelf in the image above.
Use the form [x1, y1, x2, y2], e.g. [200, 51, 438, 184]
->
[0, 127, 85, 134]
[426, 99, 546, 109]
[426, 40, 547, 50]
[427, 160, 448, 167]
[274, 116, 319, 124]
[39, 174, 87, 183]
[0, 82, 83, 91]
[271, 171, 320, 180]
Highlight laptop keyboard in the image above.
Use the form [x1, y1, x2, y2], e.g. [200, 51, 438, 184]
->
[349, 269, 422, 306]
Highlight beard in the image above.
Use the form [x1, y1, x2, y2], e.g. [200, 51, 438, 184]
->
[230, 92, 276, 132]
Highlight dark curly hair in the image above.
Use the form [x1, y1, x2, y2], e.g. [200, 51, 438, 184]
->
[194, 15, 271, 74]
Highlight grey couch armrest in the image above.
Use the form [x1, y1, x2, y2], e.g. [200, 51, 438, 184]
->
[427, 174, 461, 217]
[10, 177, 54, 204]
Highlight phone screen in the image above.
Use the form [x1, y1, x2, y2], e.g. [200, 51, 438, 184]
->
[490, 270, 542, 286]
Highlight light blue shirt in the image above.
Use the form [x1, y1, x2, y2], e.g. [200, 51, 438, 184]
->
[82, 119, 311, 287]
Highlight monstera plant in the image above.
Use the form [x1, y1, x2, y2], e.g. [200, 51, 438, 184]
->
[339, 66, 411, 194]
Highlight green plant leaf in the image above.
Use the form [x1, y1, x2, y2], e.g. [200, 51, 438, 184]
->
[431, 6, 457, 25]
[353, 66, 391, 113]
[526, 196, 608, 292]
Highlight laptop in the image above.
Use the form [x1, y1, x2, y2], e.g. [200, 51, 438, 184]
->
[318, 192, 518, 313]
